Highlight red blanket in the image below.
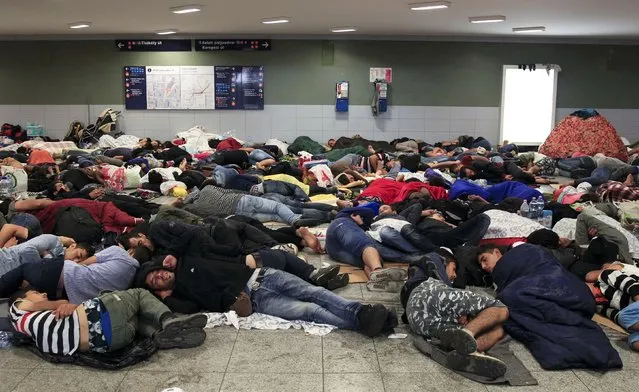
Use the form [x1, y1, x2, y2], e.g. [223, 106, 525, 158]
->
[32, 199, 137, 234]
[356, 178, 447, 204]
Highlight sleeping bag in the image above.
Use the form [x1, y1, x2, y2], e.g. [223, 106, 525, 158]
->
[539, 109, 628, 161]
[491, 244, 622, 370]
[449, 180, 542, 202]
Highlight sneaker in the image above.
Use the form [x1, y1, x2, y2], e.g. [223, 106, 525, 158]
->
[155, 327, 206, 350]
[357, 304, 389, 337]
[438, 328, 477, 355]
[310, 265, 340, 286]
[365, 280, 404, 293]
[271, 243, 298, 255]
[369, 267, 408, 282]
[446, 351, 507, 379]
[324, 273, 349, 290]
[293, 218, 323, 228]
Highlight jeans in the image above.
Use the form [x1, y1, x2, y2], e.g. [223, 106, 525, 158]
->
[248, 149, 273, 165]
[326, 218, 424, 267]
[251, 268, 362, 330]
[256, 248, 314, 281]
[618, 301, 639, 349]
[100, 288, 169, 352]
[0, 234, 63, 278]
[262, 193, 331, 221]
[378, 227, 421, 254]
[236, 195, 300, 225]
[213, 165, 239, 187]
[557, 156, 596, 174]
[263, 180, 309, 201]
[419, 214, 490, 248]
[575, 168, 611, 187]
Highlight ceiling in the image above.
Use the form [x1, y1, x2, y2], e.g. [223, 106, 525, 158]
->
[1, 0, 638, 41]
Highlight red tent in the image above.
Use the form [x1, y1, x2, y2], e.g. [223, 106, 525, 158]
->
[539, 110, 628, 161]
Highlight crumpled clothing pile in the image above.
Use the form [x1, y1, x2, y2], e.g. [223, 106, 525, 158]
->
[204, 311, 337, 336]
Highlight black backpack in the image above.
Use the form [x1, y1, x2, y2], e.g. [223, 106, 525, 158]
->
[53, 206, 103, 244]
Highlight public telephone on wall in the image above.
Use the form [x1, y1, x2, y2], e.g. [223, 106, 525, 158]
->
[370, 67, 392, 116]
[335, 81, 349, 112]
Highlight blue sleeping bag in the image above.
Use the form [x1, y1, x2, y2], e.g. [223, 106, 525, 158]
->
[449, 180, 542, 202]
[492, 244, 622, 370]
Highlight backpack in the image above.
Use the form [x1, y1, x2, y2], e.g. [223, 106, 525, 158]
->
[64, 121, 85, 143]
[53, 206, 103, 244]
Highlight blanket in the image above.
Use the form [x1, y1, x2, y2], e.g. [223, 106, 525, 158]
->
[356, 178, 447, 204]
[449, 180, 542, 202]
[491, 244, 622, 370]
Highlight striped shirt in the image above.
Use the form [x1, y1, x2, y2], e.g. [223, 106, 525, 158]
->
[10, 300, 80, 355]
[183, 185, 246, 217]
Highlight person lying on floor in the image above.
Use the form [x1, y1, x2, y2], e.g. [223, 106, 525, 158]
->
[175, 184, 330, 227]
[477, 243, 623, 370]
[329, 152, 389, 176]
[9, 288, 207, 356]
[0, 228, 92, 278]
[402, 248, 509, 378]
[0, 244, 151, 303]
[325, 206, 422, 291]
[136, 253, 393, 337]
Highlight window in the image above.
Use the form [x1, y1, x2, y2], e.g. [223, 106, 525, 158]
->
[500, 65, 559, 146]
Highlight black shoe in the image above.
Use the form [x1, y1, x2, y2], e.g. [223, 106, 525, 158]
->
[294, 218, 322, 228]
[324, 273, 349, 290]
[155, 327, 206, 349]
[357, 304, 389, 338]
[381, 308, 399, 334]
[310, 265, 340, 286]
[446, 351, 507, 380]
[438, 328, 477, 355]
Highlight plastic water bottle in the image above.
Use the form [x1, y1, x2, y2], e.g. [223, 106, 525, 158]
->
[529, 197, 538, 219]
[540, 210, 553, 229]
[0, 176, 13, 199]
[536, 197, 546, 219]
[519, 199, 530, 218]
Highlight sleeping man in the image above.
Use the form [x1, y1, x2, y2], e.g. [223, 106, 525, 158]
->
[477, 243, 622, 370]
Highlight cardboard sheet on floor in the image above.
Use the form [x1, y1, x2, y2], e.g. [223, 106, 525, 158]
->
[339, 263, 408, 283]
[593, 314, 628, 335]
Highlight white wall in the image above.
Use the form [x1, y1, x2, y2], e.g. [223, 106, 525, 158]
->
[1, 105, 638, 146]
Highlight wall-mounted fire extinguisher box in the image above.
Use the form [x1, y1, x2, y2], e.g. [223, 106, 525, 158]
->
[336, 81, 349, 112]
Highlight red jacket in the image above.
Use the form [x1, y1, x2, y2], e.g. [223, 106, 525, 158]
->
[33, 199, 137, 234]
[216, 137, 242, 151]
[356, 178, 447, 204]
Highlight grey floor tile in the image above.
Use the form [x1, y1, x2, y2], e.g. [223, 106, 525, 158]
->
[332, 282, 364, 300]
[220, 372, 323, 392]
[118, 371, 224, 392]
[205, 324, 241, 334]
[374, 336, 440, 372]
[227, 329, 322, 373]
[382, 370, 489, 392]
[324, 373, 385, 392]
[323, 330, 380, 373]
[13, 369, 126, 392]
[0, 369, 32, 392]
[610, 340, 639, 370]
[362, 288, 402, 303]
[485, 370, 588, 392]
[573, 369, 639, 392]
[0, 347, 44, 369]
[132, 331, 236, 372]
[509, 342, 543, 372]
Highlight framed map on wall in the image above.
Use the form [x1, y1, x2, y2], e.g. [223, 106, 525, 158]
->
[123, 65, 264, 110]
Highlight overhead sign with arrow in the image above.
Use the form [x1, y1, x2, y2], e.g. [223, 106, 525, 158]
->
[116, 40, 192, 52]
[195, 39, 271, 51]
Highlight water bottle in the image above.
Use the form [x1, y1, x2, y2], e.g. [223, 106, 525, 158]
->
[530, 197, 539, 219]
[0, 176, 13, 199]
[540, 210, 553, 229]
[519, 199, 530, 218]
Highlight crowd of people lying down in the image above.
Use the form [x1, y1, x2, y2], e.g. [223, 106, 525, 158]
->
[2, 132, 639, 377]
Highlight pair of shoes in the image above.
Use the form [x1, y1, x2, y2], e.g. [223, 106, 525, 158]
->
[357, 304, 390, 337]
[310, 265, 340, 286]
[366, 267, 408, 293]
[271, 243, 298, 255]
[154, 313, 208, 349]
[439, 328, 506, 379]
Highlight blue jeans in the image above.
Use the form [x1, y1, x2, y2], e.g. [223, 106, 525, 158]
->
[326, 218, 423, 267]
[262, 193, 331, 221]
[251, 268, 362, 330]
[236, 195, 300, 224]
[575, 167, 610, 187]
[618, 301, 639, 350]
[263, 180, 309, 201]
[213, 165, 239, 187]
[378, 226, 421, 254]
[249, 149, 273, 165]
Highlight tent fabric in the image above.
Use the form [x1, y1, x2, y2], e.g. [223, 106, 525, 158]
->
[539, 110, 628, 161]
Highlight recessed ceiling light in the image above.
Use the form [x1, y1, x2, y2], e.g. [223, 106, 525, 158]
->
[513, 26, 546, 33]
[68, 22, 91, 29]
[155, 29, 178, 35]
[331, 27, 357, 33]
[409, 1, 451, 11]
[170, 5, 203, 14]
[469, 15, 506, 24]
[262, 17, 290, 25]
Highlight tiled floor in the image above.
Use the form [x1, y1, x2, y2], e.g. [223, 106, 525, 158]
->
[1, 251, 637, 392]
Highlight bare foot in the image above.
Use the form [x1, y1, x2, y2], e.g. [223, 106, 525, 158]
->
[396, 174, 405, 182]
[297, 227, 324, 253]
[625, 174, 634, 186]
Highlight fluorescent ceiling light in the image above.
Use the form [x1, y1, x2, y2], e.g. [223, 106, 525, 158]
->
[68, 22, 91, 29]
[331, 27, 357, 33]
[409, 1, 451, 11]
[170, 5, 203, 14]
[262, 17, 290, 24]
[513, 26, 546, 33]
[155, 29, 178, 35]
[469, 15, 506, 24]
